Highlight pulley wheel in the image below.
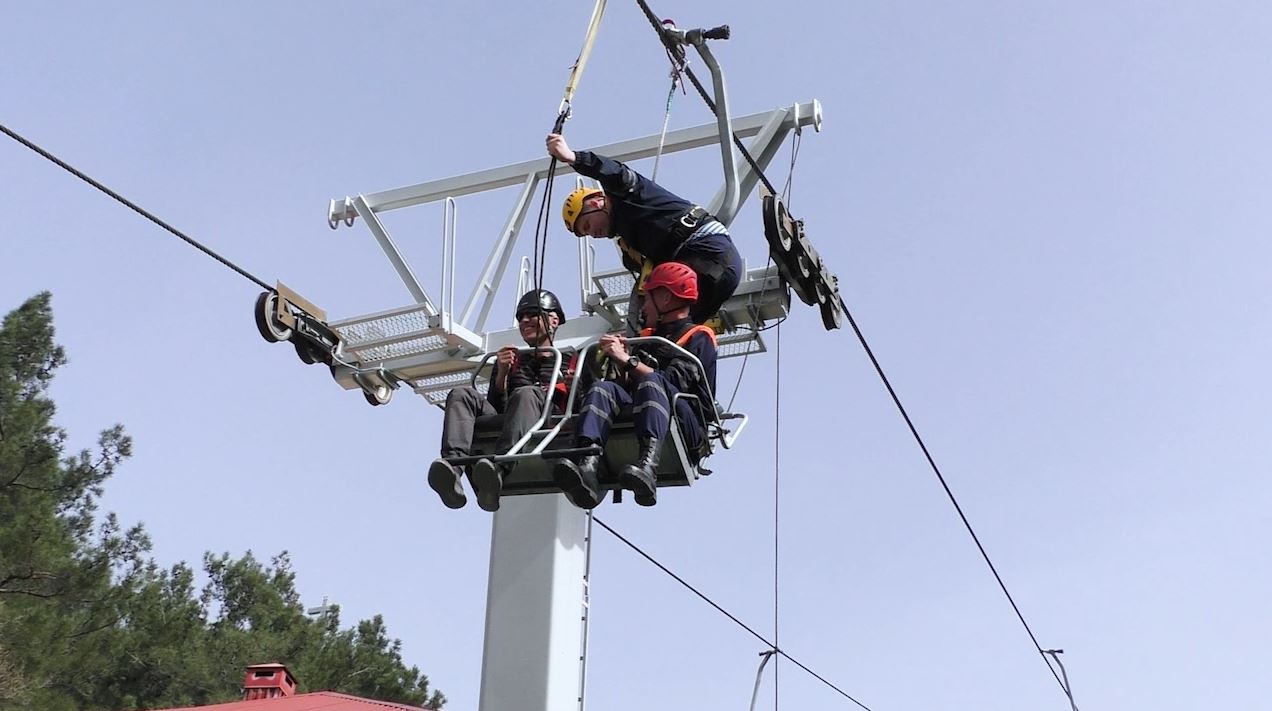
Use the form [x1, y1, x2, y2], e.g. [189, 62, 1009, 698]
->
[294, 340, 324, 365]
[254, 291, 293, 343]
[363, 385, 392, 407]
[819, 300, 844, 330]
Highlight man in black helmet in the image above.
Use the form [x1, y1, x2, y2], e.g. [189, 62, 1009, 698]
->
[428, 289, 568, 512]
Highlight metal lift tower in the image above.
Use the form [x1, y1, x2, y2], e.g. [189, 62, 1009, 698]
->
[315, 97, 820, 709]
[248, 38, 831, 705]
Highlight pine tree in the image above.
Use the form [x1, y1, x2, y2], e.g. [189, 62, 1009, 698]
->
[0, 294, 445, 710]
[0, 292, 147, 710]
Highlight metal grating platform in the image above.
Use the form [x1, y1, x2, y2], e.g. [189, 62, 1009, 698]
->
[412, 370, 490, 406]
[336, 307, 433, 345]
[325, 266, 787, 403]
[327, 305, 486, 399]
[331, 305, 458, 363]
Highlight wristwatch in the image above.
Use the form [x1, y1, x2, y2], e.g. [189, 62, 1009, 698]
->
[625, 355, 641, 371]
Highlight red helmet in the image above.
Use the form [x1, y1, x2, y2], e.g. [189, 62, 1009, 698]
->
[643, 261, 698, 302]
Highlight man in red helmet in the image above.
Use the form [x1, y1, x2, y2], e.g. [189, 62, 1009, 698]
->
[548, 133, 743, 328]
[553, 262, 718, 509]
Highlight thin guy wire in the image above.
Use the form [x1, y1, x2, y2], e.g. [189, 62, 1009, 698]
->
[0, 123, 272, 291]
[724, 338, 752, 413]
[650, 78, 678, 182]
[591, 516, 874, 711]
[724, 253, 784, 412]
[773, 321, 782, 711]
[651, 31, 687, 182]
[781, 130, 803, 209]
[631, 2, 1071, 697]
[727, 122, 802, 416]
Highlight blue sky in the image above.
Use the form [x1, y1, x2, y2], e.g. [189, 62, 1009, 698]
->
[4, 2, 1271, 709]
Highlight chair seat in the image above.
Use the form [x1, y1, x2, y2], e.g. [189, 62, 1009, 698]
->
[464, 409, 703, 497]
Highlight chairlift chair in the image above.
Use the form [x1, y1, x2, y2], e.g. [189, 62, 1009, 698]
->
[438, 337, 747, 505]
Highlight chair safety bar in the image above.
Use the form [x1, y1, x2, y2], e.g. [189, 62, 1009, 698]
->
[620, 336, 722, 428]
[461, 335, 745, 465]
[469, 347, 565, 456]
[618, 336, 747, 451]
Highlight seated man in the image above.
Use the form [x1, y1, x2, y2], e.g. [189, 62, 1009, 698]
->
[553, 262, 718, 509]
[428, 289, 568, 512]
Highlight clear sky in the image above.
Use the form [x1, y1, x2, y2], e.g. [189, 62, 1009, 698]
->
[4, 2, 1271, 710]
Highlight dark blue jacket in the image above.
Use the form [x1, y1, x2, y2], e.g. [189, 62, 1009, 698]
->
[571, 151, 701, 262]
[635, 317, 718, 411]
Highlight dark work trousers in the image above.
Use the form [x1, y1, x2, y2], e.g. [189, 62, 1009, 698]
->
[576, 372, 704, 448]
[440, 385, 548, 458]
[681, 232, 743, 324]
[622, 232, 744, 333]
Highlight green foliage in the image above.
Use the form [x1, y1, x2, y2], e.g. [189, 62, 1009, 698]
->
[0, 294, 445, 710]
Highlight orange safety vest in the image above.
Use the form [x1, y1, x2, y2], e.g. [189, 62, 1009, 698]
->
[639, 323, 718, 348]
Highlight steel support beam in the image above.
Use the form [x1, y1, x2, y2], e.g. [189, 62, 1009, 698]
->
[327, 102, 822, 223]
[352, 196, 436, 313]
[689, 39, 741, 224]
[459, 174, 540, 332]
[707, 104, 801, 224]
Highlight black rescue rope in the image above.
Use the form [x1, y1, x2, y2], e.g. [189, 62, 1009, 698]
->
[531, 132, 562, 295]
[530, 114, 568, 346]
[0, 122, 272, 292]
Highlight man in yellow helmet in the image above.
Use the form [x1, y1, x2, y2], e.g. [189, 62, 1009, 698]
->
[549, 133, 742, 327]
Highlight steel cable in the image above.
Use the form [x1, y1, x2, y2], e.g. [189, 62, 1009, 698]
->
[629, 0, 1072, 699]
[1, 123, 272, 291]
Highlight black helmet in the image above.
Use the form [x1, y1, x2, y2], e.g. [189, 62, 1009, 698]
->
[515, 289, 566, 324]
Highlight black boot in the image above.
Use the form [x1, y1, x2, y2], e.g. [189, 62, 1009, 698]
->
[428, 458, 467, 509]
[472, 458, 509, 513]
[621, 437, 661, 507]
[553, 454, 602, 509]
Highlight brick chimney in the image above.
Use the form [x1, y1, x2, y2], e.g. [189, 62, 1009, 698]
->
[242, 663, 297, 700]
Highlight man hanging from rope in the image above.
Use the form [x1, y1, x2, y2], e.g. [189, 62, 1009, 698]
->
[553, 262, 718, 509]
[428, 289, 569, 512]
[548, 133, 743, 329]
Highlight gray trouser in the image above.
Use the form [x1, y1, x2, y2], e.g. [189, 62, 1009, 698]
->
[439, 385, 548, 458]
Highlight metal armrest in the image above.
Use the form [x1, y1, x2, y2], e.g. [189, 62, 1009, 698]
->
[468, 346, 564, 456]
[716, 411, 748, 450]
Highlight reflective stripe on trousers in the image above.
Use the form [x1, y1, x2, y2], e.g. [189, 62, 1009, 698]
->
[576, 372, 704, 447]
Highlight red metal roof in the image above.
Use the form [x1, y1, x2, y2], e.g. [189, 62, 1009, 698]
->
[158, 691, 433, 711]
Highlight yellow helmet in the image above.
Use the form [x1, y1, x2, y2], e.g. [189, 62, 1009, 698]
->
[562, 187, 604, 234]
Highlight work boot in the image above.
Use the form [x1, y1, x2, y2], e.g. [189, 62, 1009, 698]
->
[553, 454, 603, 510]
[620, 437, 661, 507]
[428, 458, 467, 509]
[472, 458, 508, 513]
